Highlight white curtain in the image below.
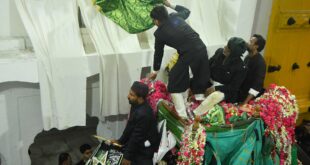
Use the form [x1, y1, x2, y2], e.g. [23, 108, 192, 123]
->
[15, 0, 88, 130]
[217, 0, 242, 40]
[78, 0, 142, 117]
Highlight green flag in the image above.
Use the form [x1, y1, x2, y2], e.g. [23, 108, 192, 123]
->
[95, 0, 163, 33]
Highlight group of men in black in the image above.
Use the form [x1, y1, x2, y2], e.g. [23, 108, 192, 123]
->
[108, 1, 267, 165]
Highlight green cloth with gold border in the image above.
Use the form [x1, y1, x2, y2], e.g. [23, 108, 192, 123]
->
[95, 0, 163, 33]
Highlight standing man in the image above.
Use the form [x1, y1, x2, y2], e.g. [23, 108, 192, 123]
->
[149, 0, 210, 119]
[111, 81, 160, 165]
[238, 34, 266, 104]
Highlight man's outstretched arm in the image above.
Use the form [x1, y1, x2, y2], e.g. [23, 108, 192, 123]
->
[164, 0, 190, 20]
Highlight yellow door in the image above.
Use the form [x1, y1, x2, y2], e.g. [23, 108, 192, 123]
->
[264, 0, 310, 123]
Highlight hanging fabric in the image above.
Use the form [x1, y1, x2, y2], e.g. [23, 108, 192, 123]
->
[95, 0, 163, 34]
[15, 0, 88, 130]
[79, 0, 147, 117]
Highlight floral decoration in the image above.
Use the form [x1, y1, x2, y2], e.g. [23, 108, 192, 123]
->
[252, 84, 298, 165]
[140, 79, 172, 114]
[177, 123, 206, 165]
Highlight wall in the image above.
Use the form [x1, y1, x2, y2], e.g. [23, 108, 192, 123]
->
[0, 78, 126, 165]
[0, 82, 42, 165]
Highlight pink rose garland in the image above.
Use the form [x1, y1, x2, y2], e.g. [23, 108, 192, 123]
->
[140, 79, 172, 114]
[177, 123, 206, 165]
[252, 84, 298, 165]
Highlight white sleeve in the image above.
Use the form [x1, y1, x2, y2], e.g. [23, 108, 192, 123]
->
[248, 88, 259, 97]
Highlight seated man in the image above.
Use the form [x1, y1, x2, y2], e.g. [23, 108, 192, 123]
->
[238, 34, 266, 104]
[111, 81, 160, 165]
[76, 144, 92, 165]
[206, 37, 247, 103]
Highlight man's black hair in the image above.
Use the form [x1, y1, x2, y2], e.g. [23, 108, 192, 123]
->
[253, 34, 266, 52]
[150, 5, 169, 22]
[79, 143, 91, 154]
[58, 152, 70, 165]
[227, 37, 247, 57]
[131, 81, 149, 99]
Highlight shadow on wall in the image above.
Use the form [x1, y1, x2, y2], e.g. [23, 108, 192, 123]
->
[0, 153, 6, 165]
[28, 115, 100, 165]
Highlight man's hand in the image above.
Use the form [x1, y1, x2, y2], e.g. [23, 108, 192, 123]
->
[110, 139, 119, 144]
[148, 72, 158, 80]
[163, 0, 171, 8]
[105, 139, 122, 147]
[121, 158, 131, 165]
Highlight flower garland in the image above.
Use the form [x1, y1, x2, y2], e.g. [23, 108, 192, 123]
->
[252, 84, 298, 165]
[140, 79, 172, 114]
[141, 80, 298, 164]
[185, 100, 201, 121]
[220, 102, 253, 124]
[177, 122, 206, 165]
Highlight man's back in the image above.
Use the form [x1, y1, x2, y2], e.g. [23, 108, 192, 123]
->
[154, 5, 205, 54]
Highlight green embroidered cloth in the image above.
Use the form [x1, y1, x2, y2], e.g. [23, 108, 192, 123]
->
[95, 0, 163, 33]
[156, 101, 298, 165]
[201, 104, 225, 126]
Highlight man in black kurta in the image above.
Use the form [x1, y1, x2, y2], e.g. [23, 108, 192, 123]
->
[238, 34, 266, 104]
[149, 0, 210, 118]
[112, 81, 160, 165]
[207, 37, 247, 103]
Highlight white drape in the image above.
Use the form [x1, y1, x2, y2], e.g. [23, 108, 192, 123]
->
[78, 0, 143, 117]
[15, 0, 88, 130]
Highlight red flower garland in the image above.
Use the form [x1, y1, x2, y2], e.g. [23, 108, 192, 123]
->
[251, 84, 298, 165]
[140, 79, 172, 114]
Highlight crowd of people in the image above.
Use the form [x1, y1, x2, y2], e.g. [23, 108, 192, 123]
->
[104, 0, 267, 164]
[60, 0, 267, 164]
[149, 0, 266, 121]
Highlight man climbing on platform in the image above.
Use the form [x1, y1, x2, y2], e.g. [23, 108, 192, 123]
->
[149, 0, 210, 119]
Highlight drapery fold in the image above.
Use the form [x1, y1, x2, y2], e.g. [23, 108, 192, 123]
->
[79, 0, 144, 117]
[15, 0, 88, 130]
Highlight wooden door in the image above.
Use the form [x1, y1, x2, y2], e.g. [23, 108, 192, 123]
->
[264, 0, 310, 118]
